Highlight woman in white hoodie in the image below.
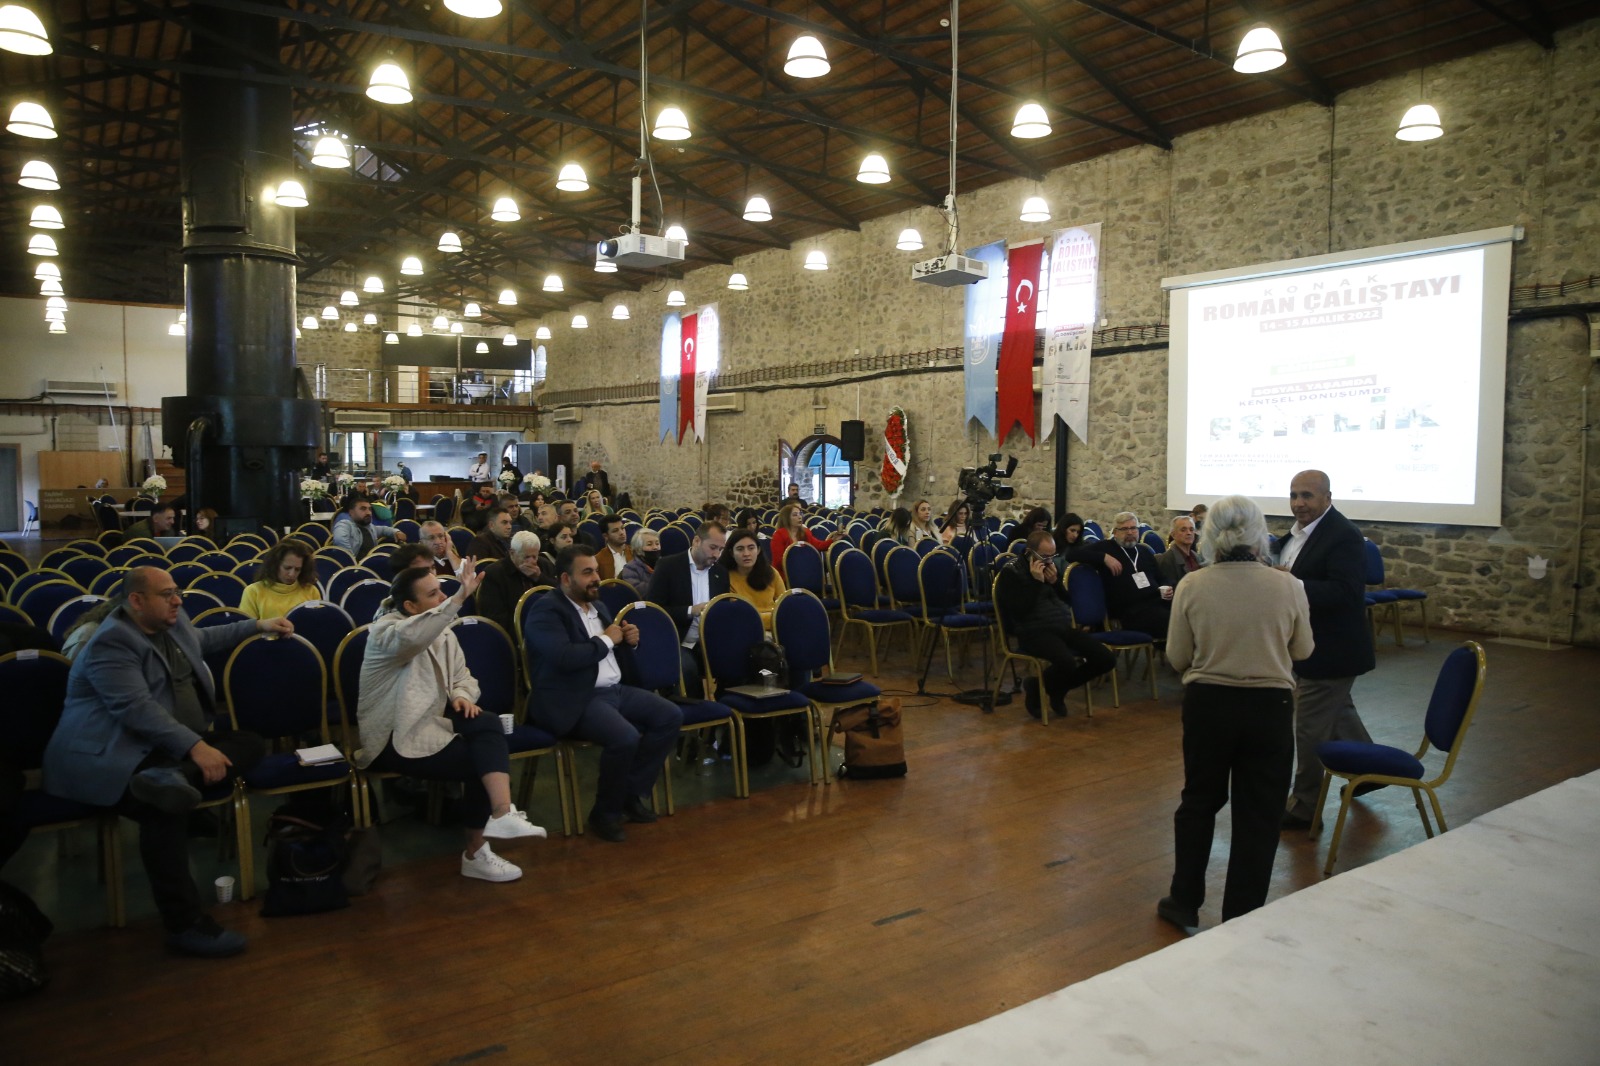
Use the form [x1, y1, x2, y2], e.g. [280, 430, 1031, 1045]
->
[357, 561, 543, 883]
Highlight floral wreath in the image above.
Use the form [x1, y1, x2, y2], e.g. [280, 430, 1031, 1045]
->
[880, 405, 908, 498]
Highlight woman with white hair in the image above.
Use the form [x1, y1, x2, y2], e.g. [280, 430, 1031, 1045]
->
[1158, 494, 1313, 932]
[619, 528, 660, 595]
[475, 530, 548, 637]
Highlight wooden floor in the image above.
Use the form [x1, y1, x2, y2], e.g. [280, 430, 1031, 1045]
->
[4, 627, 1599, 1066]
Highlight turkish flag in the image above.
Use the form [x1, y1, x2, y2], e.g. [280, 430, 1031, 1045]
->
[678, 312, 698, 443]
[996, 242, 1043, 443]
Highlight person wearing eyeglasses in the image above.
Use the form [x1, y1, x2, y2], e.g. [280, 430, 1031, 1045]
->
[994, 531, 1117, 719]
[42, 567, 293, 958]
[1090, 511, 1172, 638]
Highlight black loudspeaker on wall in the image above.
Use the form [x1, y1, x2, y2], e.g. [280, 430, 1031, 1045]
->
[839, 420, 866, 461]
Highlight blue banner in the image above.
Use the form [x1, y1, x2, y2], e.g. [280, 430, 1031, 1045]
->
[963, 241, 1007, 438]
[659, 313, 681, 443]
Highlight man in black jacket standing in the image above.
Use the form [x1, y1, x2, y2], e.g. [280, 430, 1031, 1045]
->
[995, 531, 1117, 719]
[1276, 469, 1377, 830]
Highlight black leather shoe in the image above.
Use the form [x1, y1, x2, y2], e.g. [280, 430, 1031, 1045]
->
[587, 813, 627, 842]
[1157, 896, 1199, 931]
[623, 796, 658, 824]
[1280, 811, 1313, 831]
[1344, 781, 1387, 799]
[1022, 679, 1042, 719]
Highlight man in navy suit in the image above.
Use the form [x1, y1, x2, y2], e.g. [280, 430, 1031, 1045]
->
[646, 521, 729, 696]
[524, 545, 682, 842]
[43, 567, 291, 956]
[1276, 469, 1377, 830]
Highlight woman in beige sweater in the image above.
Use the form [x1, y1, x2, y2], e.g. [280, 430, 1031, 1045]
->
[1159, 494, 1313, 931]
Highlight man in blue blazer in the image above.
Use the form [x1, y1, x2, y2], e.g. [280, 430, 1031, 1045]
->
[524, 545, 682, 842]
[42, 566, 291, 957]
[1275, 470, 1377, 829]
[646, 521, 729, 696]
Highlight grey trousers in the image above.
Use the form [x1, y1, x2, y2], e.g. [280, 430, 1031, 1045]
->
[1288, 675, 1373, 816]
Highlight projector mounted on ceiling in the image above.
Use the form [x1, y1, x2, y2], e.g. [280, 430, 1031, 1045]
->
[597, 231, 686, 269]
[911, 253, 988, 287]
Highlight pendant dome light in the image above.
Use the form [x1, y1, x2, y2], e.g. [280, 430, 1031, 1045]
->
[302, 316, 319, 330]
[895, 228, 924, 251]
[652, 106, 691, 140]
[44, 308, 65, 323]
[727, 273, 749, 291]
[363, 312, 377, 325]
[28, 204, 62, 229]
[664, 223, 689, 246]
[555, 163, 588, 192]
[27, 233, 57, 255]
[343, 322, 357, 332]
[856, 153, 890, 184]
[1397, 103, 1444, 141]
[274, 179, 308, 207]
[542, 274, 563, 293]
[475, 341, 490, 355]
[571, 314, 589, 329]
[48, 320, 66, 334]
[444, 0, 502, 16]
[384, 332, 399, 344]
[168, 319, 185, 337]
[39, 277, 62, 296]
[311, 135, 350, 167]
[0, 5, 53, 55]
[437, 230, 463, 253]
[34, 262, 59, 280]
[431, 314, 449, 332]
[7, 101, 55, 138]
[400, 255, 423, 276]
[363, 275, 384, 293]
[18, 159, 58, 190]
[666, 290, 686, 307]
[464, 302, 482, 318]
[45, 296, 66, 312]
[339, 290, 358, 306]
[407, 322, 423, 336]
[503, 331, 519, 346]
[783, 35, 829, 79]
[498, 288, 517, 306]
[742, 196, 772, 222]
[491, 196, 520, 221]
[535, 325, 552, 340]
[594, 251, 617, 273]
[320, 305, 338, 320]
[449, 321, 464, 334]
[611, 304, 630, 320]
[1233, 24, 1286, 74]
[804, 249, 829, 270]
[366, 62, 413, 105]
[1019, 195, 1051, 223]
[1010, 102, 1051, 139]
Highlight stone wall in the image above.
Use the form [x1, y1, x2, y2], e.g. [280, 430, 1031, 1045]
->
[533, 22, 1600, 646]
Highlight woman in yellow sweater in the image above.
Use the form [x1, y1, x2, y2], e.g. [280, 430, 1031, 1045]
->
[722, 527, 786, 632]
[238, 540, 323, 619]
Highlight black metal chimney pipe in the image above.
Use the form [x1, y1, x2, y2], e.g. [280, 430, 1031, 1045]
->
[162, 1, 320, 537]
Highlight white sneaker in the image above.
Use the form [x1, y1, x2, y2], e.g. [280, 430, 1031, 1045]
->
[484, 806, 548, 841]
[461, 843, 523, 883]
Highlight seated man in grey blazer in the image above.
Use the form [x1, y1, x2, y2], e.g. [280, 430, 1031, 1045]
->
[42, 567, 291, 958]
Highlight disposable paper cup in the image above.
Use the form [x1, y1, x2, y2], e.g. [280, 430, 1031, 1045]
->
[1159, 585, 1173, 596]
[499, 713, 515, 735]
[214, 875, 236, 903]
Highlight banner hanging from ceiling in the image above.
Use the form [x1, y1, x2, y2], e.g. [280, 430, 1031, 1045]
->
[996, 240, 1044, 443]
[1042, 223, 1100, 445]
[659, 313, 680, 444]
[962, 241, 1007, 439]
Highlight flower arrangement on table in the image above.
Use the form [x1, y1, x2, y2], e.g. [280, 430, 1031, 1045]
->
[524, 473, 551, 491]
[299, 478, 328, 499]
[880, 406, 908, 498]
[335, 472, 356, 490]
[141, 474, 167, 497]
[498, 469, 519, 488]
[382, 474, 408, 493]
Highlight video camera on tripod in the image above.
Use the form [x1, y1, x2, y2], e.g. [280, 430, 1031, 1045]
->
[956, 453, 1017, 522]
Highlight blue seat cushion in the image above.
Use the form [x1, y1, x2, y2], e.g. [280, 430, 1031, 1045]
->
[15, 790, 108, 828]
[1317, 740, 1425, 780]
[673, 699, 734, 728]
[936, 613, 992, 629]
[242, 752, 351, 791]
[1093, 630, 1153, 647]
[1390, 589, 1427, 601]
[507, 723, 559, 753]
[1365, 591, 1399, 604]
[852, 608, 913, 624]
[718, 688, 811, 714]
[800, 679, 882, 704]
[817, 596, 841, 611]
[964, 600, 994, 614]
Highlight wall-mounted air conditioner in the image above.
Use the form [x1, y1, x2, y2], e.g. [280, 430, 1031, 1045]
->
[705, 393, 745, 414]
[44, 379, 119, 398]
[333, 410, 393, 427]
[551, 407, 583, 424]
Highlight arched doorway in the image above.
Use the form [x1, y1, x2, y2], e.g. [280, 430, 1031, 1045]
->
[791, 434, 853, 508]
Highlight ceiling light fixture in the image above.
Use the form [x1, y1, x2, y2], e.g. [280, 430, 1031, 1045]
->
[28, 204, 62, 229]
[727, 272, 749, 291]
[784, 34, 829, 79]
[742, 195, 772, 222]
[666, 290, 685, 307]
[18, 159, 58, 190]
[33, 261, 58, 280]
[27, 233, 57, 256]
[542, 274, 563, 293]
[535, 325, 551, 340]
[555, 163, 588, 192]
[363, 312, 377, 325]
[437, 230, 463, 253]
[444, 0, 502, 17]
[384, 332, 398, 344]
[407, 322, 422, 337]
[363, 275, 384, 293]
[664, 223, 689, 246]
[311, 135, 350, 168]
[431, 314, 449, 331]
[321, 305, 338, 320]
[804, 249, 829, 270]
[498, 288, 517, 306]
[400, 255, 423, 276]
[475, 341, 490, 354]
[503, 331, 518, 345]
[449, 320, 464, 334]
[611, 304, 630, 320]
[302, 315, 319, 330]
[44, 308, 65, 323]
[1020, 195, 1051, 223]
[47, 320, 65, 334]
[571, 314, 588, 329]
[274, 179, 308, 207]
[343, 322, 357, 332]
[7, 101, 55, 138]
[491, 196, 520, 222]
[1011, 102, 1051, 139]
[38, 277, 62, 296]
[464, 302, 481, 318]
[856, 152, 890, 184]
[896, 228, 924, 251]
[1233, 24, 1286, 74]
[0, 5, 52, 55]
[366, 62, 413, 105]
[44, 296, 65, 312]
[652, 106, 691, 140]
[594, 252, 617, 273]
[168, 320, 185, 337]
[1397, 103, 1443, 141]
[339, 290, 358, 306]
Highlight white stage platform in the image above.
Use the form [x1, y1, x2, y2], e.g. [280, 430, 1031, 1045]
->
[881, 771, 1600, 1066]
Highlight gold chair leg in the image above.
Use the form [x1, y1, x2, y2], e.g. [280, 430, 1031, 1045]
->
[235, 789, 255, 902]
[1310, 771, 1334, 835]
[1390, 603, 1404, 647]
[1424, 786, 1448, 833]
[1322, 788, 1355, 876]
[1412, 786, 1433, 837]
[1147, 646, 1158, 700]
[806, 709, 822, 786]
[865, 628, 879, 675]
[660, 753, 676, 815]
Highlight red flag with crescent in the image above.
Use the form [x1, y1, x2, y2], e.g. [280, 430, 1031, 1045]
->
[678, 312, 698, 443]
[996, 242, 1042, 443]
